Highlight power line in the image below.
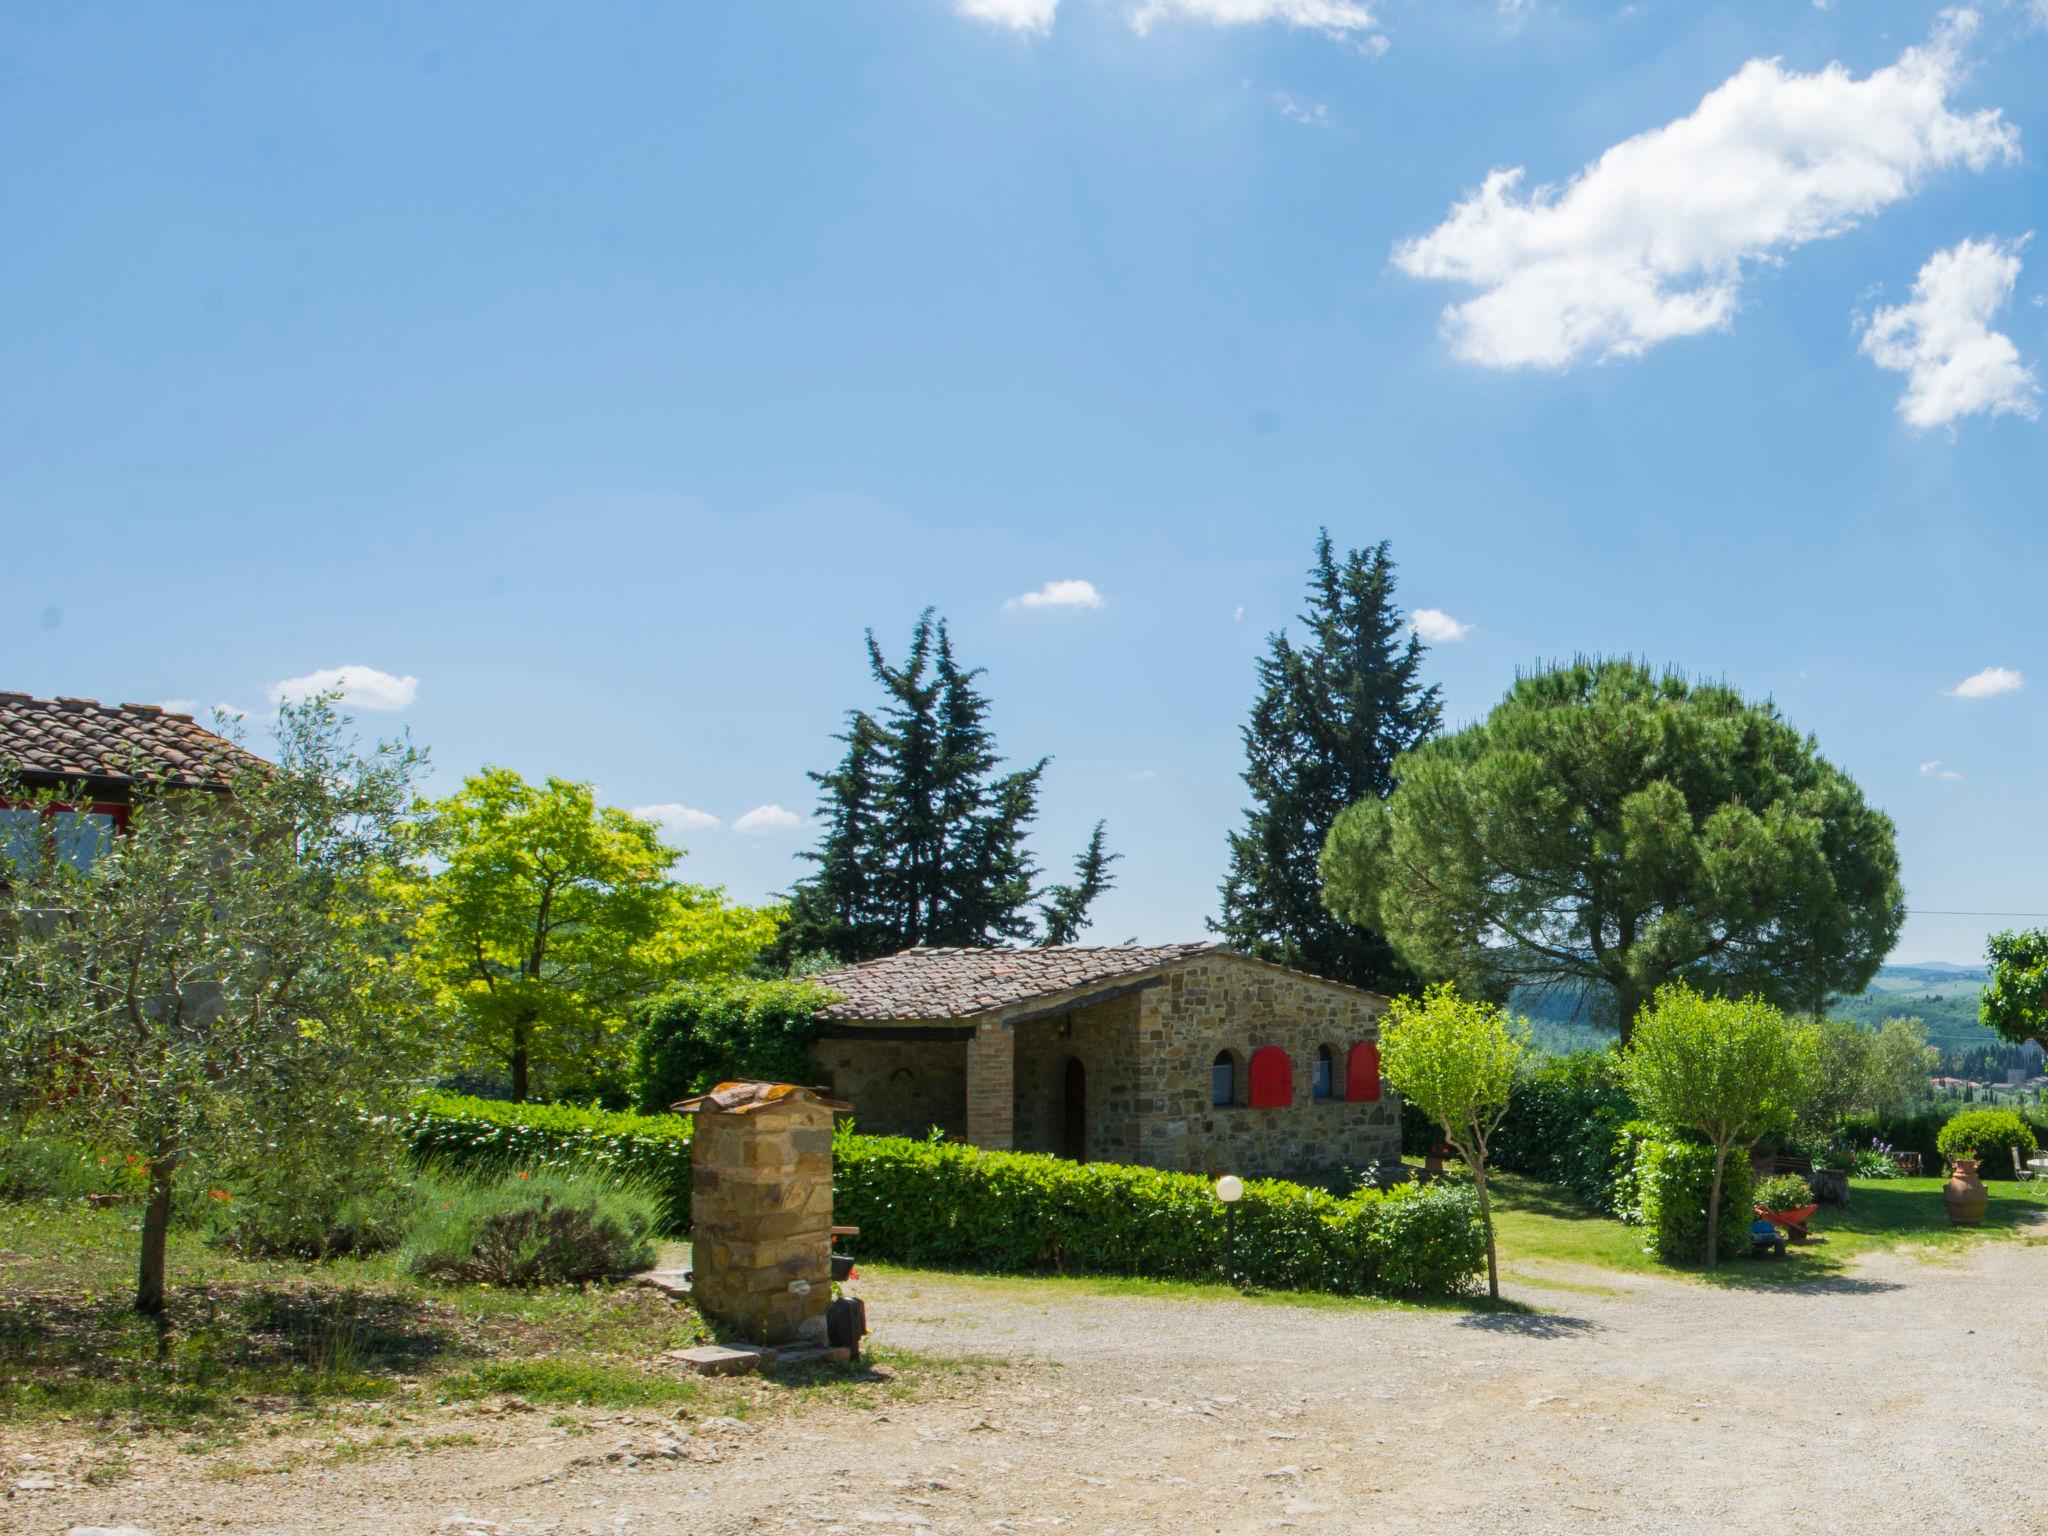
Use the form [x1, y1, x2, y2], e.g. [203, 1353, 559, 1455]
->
[1906, 909, 2048, 918]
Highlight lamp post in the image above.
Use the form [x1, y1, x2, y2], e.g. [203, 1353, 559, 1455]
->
[1214, 1174, 1243, 1287]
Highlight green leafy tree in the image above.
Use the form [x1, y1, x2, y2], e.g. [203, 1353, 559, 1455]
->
[784, 610, 1113, 960]
[1622, 984, 1814, 1269]
[1378, 982, 1528, 1299]
[1981, 930, 2048, 1049]
[0, 699, 432, 1314]
[1213, 533, 1441, 989]
[404, 770, 782, 1101]
[1321, 658, 1903, 1043]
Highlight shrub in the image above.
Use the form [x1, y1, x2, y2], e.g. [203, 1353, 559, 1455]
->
[1754, 1173, 1814, 1213]
[405, 1093, 694, 1231]
[405, 1095, 1483, 1299]
[1935, 1108, 2038, 1177]
[1850, 1145, 1904, 1179]
[1620, 1130, 1754, 1266]
[832, 1128, 1484, 1298]
[630, 979, 834, 1114]
[1489, 1050, 1637, 1208]
[400, 1170, 660, 1286]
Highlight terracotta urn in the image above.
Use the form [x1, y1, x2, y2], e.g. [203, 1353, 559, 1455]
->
[1944, 1158, 1988, 1227]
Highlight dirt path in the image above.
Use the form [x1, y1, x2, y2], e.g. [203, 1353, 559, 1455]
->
[8, 1237, 2046, 1536]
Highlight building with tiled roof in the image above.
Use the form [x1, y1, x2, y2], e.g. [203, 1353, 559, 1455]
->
[808, 944, 1401, 1182]
[1, 692, 266, 870]
[0, 692, 262, 794]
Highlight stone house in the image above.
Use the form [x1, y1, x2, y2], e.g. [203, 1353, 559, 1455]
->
[808, 943, 1402, 1182]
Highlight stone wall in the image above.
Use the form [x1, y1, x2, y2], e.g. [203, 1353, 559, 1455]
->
[1134, 956, 1400, 1181]
[810, 1032, 967, 1139]
[1011, 991, 1143, 1164]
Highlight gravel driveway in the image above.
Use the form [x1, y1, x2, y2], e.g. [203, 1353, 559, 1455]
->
[9, 1233, 2045, 1536]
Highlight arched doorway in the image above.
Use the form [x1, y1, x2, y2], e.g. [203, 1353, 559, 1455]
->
[1060, 1056, 1087, 1162]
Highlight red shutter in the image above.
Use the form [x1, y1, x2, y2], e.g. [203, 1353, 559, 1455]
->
[1346, 1041, 1382, 1102]
[1247, 1046, 1293, 1108]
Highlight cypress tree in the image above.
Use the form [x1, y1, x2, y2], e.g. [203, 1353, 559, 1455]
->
[786, 610, 1114, 961]
[1212, 531, 1441, 989]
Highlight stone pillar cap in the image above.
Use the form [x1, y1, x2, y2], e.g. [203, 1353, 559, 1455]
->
[672, 1081, 851, 1116]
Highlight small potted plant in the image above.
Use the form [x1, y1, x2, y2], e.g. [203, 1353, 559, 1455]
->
[1754, 1172, 1818, 1236]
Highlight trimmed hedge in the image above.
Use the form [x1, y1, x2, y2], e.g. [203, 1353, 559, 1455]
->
[1615, 1127, 1754, 1265]
[1489, 1050, 1636, 1207]
[630, 978, 832, 1115]
[405, 1094, 1484, 1299]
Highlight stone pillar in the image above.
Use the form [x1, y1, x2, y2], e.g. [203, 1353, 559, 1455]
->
[965, 1019, 1014, 1151]
[677, 1082, 841, 1346]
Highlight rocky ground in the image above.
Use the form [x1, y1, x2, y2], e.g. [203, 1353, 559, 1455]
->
[6, 1234, 2045, 1536]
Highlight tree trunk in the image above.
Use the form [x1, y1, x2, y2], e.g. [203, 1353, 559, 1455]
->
[137, 1157, 176, 1315]
[1612, 978, 1645, 1048]
[1472, 1155, 1500, 1300]
[1705, 1143, 1727, 1272]
[510, 1016, 530, 1103]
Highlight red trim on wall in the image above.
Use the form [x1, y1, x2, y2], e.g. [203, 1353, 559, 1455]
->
[1346, 1041, 1382, 1103]
[1247, 1045, 1293, 1109]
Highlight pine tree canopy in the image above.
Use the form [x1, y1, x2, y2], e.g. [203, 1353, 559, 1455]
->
[1212, 531, 1441, 990]
[784, 609, 1115, 962]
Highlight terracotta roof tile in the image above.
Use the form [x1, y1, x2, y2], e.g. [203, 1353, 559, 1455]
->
[0, 692, 265, 791]
[812, 943, 1223, 1021]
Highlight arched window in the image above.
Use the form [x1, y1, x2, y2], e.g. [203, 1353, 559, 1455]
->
[1210, 1050, 1238, 1108]
[1313, 1044, 1335, 1100]
[1248, 1046, 1293, 1109]
[1346, 1040, 1382, 1103]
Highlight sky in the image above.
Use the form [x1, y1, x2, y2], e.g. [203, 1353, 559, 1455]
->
[4, 0, 2046, 966]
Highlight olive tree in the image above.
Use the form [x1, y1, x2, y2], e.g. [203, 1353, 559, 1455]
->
[1321, 659, 1904, 1043]
[0, 699, 432, 1314]
[1622, 985, 1814, 1270]
[1378, 983, 1527, 1299]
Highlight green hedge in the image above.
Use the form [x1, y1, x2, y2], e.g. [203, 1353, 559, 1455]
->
[1610, 1122, 1754, 1265]
[833, 1131, 1483, 1297]
[405, 1095, 1483, 1299]
[1489, 1050, 1637, 1207]
[630, 978, 833, 1115]
[1836, 1107, 2047, 1178]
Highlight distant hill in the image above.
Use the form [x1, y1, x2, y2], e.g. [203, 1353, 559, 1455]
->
[1513, 963, 1999, 1057]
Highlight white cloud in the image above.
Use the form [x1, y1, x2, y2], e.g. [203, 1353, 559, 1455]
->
[1129, 768, 1158, 781]
[634, 803, 721, 833]
[154, 698, 198, 715]
[1129, 0, 1380, 38]
[267, 664, 419, 711]
[734, 803, 803, 836]
[1920, 759, 1965, 780]
[1232, 605, 1246, 621]
[1006, 578, 1105, 611]
[1859, 235, 2040, 428]
[1949, 666, 2024, 698]
[955, 0, 1059, 32]
[1411, 608, 1473, 643]
[1393, 13, 2018, 369]
[1274, 91, 1331, 128]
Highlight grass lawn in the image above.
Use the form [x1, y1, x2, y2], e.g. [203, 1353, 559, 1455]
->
[1485, 1169, 2048, 1290]
[0, 1200, 947, 1444]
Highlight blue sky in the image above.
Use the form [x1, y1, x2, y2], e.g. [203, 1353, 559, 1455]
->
[4, 1, 2045, 965]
